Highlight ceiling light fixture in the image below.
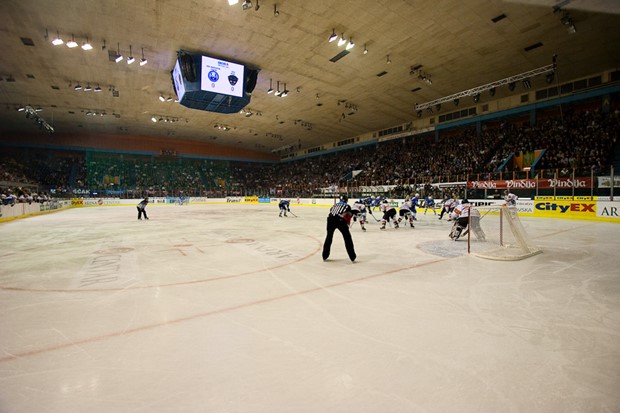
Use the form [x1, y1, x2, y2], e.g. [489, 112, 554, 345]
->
[84, 84, 92, 91]
[151, 116, 157, 123]
[273, 4, 279, 16]
[386, 55, 391, 64]
[81, 37, 93, 50]
[346, 37, 354, 50]
[159, 95, 165, 102]
[363, 44, 368, 54]
[166, 96, 173, 102]
[66, 34, 78, 48]
[127, 45, 135, 64]
[281, 83, 289, 97]
[114, 42, 123, 63]
[74, 83, 82, 91]
[94, 84, 102, 92]
[328, 29, 337, 43]
[472, 93, 480, 103]
[275, 80, 282, 96]
[51, 30, 63, 46]
[228, 0, 239, 4]
[140, 47, 148, 66]
[267, 78, 274, 94]
[337, 33, 346, 47]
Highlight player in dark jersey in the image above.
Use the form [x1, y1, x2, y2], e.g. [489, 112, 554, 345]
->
[278, 199, 290, 217]
[322, 195, 356, 262]
[137, 197, 149, 220]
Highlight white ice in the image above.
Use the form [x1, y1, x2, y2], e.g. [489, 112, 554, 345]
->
[1, 204, 619, 413]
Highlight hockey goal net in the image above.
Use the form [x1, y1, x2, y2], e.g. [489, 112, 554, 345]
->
[465, 205, 542, 261]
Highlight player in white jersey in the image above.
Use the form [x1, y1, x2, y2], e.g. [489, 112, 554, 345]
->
[448, 199, 485, 241]
[379, 200, 399, 230]
[438, 196, 456, 220]
[504, 190, 518, 206]
[396, 198, 415, 228]
[351, 200, 368, 231]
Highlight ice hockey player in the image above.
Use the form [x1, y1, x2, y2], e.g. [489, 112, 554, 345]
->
[137, 197, 149, 220]
[504, 189, 518, 207]
[278, 199, 290, 217]
[351, 199, 368, 231]
[410, 193, 421, 221]
[423, 195, 437, 215]
[438, 196, 456, 220]
[322, 194, 356, 262]
[370, 195, 383, 212]
[448, 199, 485, 241]
[379, 199, 399, 230]
[396, 198, 415, 228]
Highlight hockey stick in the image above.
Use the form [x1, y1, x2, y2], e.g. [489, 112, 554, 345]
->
[368, 208, 381, 222]
[288, 210, 298, 218]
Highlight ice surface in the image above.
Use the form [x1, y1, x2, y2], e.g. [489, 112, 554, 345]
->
[1, 204, 619, 413]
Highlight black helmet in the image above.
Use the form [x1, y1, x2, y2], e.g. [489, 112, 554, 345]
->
[340, 194, 348, 203]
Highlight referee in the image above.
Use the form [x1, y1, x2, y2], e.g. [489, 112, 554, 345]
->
[322, 194, 357, 262]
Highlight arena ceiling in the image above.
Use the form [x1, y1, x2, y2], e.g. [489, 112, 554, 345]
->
[0, 0, 619, 155]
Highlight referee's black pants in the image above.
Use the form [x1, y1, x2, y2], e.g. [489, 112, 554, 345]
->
[322, 216, 356, 262]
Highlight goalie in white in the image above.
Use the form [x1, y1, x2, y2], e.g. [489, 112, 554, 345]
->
[448, 199, 485, 241]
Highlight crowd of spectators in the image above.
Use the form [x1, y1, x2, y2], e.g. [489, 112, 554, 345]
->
[1, 103, 618, 201]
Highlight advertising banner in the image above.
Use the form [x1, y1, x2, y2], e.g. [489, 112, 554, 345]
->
[596, 202, 620, 220]
[468, 177, 594, 190]
[533, 200, 597, 219]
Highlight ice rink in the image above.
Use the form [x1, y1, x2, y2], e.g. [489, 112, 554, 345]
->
[1, 203, 619, 413]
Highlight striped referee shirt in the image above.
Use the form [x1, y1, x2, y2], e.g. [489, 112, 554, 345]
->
[329, 202, 351, 217]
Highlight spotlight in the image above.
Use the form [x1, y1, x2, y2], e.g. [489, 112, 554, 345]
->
[346, 37, 354, 50]
[114, 42, 123, 62]
[166, 96, 173, 102]
[66, 34, 78, 48]
[546, 72, 555, 84]
[51, 30, 63, 46]
[522, 78, 532, 89]
[267, 78, 274, 94]
[489, 87, 496, 96]
[338, 33, 346, 47]
[363, 44, 368, 54]
[275, 81, 282, 96]
[328, 29, 337, 43]
[159, 95, 165, 102]
[435, 103, 441, 111]
[84, 84, 92, 91]
[453, 98, 459, 106]
[281, 83, 289, 97]
[94, 85, 102, 92]
[386, 55, 391, 64]
[81, 37, 93, 50]
[74, 84, 82, 91]
[473, 94, 480, 103]
[273, 4, 279, 16]
[127, 45, 135, 64]
[140, 48, 148, 66]
[416, 110, 422, 118]
[242, 0, 252, 10]
[508, 82, 516, 91]
[17, 107, 25, 112]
